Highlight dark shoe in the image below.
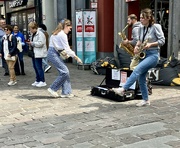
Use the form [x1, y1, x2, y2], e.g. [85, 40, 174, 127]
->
[15, 72, 20, 76]
[4, 72, 9, 76]
[21, 72, 26, 75]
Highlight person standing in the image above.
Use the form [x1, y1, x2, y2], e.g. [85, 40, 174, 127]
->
[26, 22, 47, 87]
[38, 24, 51, 73]
[47, 19, 82, 98]
[12, 25, 26, 75]
[0, 25, 18, 85]
[0, 18, 9, 76]
[113, 8, 165, 106]
[121, 14, 141, 70]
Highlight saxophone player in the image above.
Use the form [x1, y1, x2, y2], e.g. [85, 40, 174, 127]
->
[121, 14, 141, 70]
[113, 8, 165, 107]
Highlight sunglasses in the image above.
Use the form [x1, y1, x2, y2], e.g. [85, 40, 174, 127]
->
[4, 28, 9, 31]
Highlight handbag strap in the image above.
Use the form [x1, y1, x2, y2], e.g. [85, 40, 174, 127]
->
[52, 39, 63, 52]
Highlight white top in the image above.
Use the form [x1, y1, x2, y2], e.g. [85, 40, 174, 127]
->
[49, 30, 76, 57]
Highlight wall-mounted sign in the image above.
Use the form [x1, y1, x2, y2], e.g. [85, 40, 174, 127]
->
[9, 0, 28, 8]
[76, 10, 97, 64]
[6, 0, 34, 13]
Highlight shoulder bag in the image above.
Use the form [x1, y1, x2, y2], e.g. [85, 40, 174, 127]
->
[52, 40, 69, 60]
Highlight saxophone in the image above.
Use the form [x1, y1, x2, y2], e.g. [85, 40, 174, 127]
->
[118, 24, 135, 57]
[135, 38, 149, 60]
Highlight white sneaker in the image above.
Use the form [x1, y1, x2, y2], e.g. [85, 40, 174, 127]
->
[60, 94, 74, 98]
[32, 81, 39, 86]
[112, 87, 124, 96]
[47, 88, 59, 98]
[44, 66, 51, 73]
[136, 100, 150, 107]
[36, 81, 47, 87]
[8, 81, 17, 86]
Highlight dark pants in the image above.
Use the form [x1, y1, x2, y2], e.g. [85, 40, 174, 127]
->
[15, 51, 25, 75]
[32, 57, 45, 82]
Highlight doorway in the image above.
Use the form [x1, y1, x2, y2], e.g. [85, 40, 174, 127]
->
[151, 0, 169, 58]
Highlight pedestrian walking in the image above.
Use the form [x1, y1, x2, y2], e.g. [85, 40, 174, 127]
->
[47, 19, 82, 98]
[26, 22, 47, 87]
[0, 25, 18, 86]
[113, 8, 165, 106]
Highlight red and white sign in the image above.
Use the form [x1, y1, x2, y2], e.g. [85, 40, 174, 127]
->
[85, 25, 94, 33]
[83, 11, 96, 37]
[76, 11, 83, 37]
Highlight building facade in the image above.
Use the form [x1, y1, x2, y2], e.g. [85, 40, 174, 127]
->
[4, 0, 37, 40]
[115, 0, 180, 59]
[71, 0, 180, 60]
[2, 0, 180, 60]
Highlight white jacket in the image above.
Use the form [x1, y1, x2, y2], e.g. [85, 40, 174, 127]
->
[30, 30, 47, 58]
[49, 30, 76, 57]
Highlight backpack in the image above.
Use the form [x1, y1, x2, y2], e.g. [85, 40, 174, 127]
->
[148, 54, 180, 86]
[9, 34, 23, 52]
[91, 57, 117, 75]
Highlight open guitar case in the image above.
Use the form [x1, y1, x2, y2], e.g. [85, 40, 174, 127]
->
[91, 68, 143, 102]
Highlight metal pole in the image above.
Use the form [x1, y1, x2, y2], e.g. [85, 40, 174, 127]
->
[71, 0, 76, 64]
[35, 0, 42, 24]
[54, 0, 58, 25]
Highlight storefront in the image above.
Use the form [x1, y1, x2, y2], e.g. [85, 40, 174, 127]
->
[115, 0, 180, 58]
[5, 0, 41, 40]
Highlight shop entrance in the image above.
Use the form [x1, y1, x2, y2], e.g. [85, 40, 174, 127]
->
[151, 0, 169, 58]
[9, 9, 35, 40]
[139, 0, 169, 58]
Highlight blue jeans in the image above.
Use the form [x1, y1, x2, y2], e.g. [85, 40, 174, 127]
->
[32, 57, 45, 82]
[123, 50, 159, 101]
[47, 47, 72, 95]
[18, 51, 24, 61]
[42, 57, 50, 70]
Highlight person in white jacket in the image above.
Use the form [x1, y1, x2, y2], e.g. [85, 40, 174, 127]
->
[47, 19, 82, 98]
[26, 22, 47, 87]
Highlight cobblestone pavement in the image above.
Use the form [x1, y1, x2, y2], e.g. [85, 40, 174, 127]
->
[0, 56, 180, 148]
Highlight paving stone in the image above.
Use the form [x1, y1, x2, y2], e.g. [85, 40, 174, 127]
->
[118, 135, 179, 148]
[166, 140, 180, 148]
[110, 122, 167, 136]
[56, 140, 76, 147]
[74, 134, 101, 143]
[33, 132, 64, 144]
[0, 56, 180, 147]
[72, 142, 94, 148]
[91, 145, 107, 148]
[23, 141, 44, 147]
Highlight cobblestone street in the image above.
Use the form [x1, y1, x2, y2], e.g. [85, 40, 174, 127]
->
[0, 56, 180, 148]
